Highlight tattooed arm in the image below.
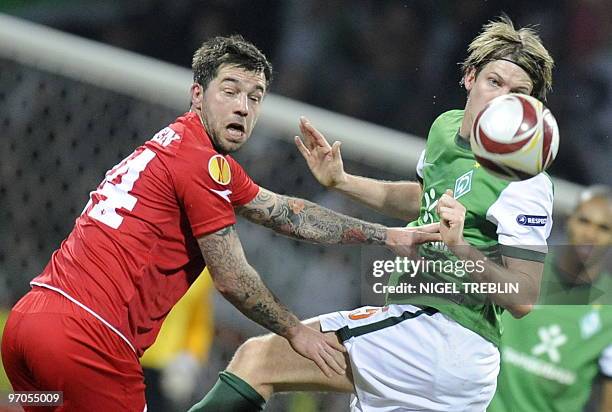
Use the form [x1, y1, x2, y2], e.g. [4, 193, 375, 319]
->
[236, 187, 388, 244]
[198, 225, 297, 335]
[236, 187, 441, 249]
[198, 225, 347, 376]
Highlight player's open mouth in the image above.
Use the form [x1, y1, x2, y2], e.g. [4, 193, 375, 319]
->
[226, 123, 245, 139]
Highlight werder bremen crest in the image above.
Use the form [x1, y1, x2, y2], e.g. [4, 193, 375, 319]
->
[454, 170, 473, 199]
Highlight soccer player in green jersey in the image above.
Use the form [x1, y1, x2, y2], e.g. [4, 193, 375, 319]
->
[489, 186, 612, 412]
[190, 16, 555, 411]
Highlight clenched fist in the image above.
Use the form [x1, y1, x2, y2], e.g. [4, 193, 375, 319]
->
[436, 189, 468, 248]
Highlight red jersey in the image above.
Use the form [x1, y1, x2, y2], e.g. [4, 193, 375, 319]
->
[31, 112, 259, 356]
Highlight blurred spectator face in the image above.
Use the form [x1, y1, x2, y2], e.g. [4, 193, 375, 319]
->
[567, 196, 612, 264]
[192, 64, 266, 154]
[462, 60, 533, 134]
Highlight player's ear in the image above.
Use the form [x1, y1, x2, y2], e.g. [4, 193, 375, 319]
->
[463, 68, 476, 92]
[190, 83, 204, 110]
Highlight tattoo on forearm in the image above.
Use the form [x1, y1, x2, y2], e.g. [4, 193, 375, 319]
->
[198, 226, 298, 337]
[237, 189, 387, 245]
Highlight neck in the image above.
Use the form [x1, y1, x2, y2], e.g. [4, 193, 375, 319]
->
[459, 114, 471, 140]
[190, 108, 225, 154]
[190, 108, 204, 126]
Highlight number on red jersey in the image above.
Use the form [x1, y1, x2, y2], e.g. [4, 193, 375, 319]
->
[83, 148, 156, 229]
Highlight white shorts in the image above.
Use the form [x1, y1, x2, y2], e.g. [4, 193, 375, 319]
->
[319, 304, 499, 412]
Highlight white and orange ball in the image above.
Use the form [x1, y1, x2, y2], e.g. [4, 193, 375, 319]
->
[470, 93, 559, 181]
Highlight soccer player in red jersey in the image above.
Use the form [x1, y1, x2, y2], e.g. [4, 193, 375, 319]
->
[1, 35, 439, 411]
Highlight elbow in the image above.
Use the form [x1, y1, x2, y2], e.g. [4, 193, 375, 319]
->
[208, 270, 235, 297]
[505, 277, 540, 319]
[507, 304, 533, 319]
[213, 281, 245, 305]
[396, 197, 421, 222]
[403, 186, 422, 221]
[213, 281, 232, 297]
[399, 207, 419, 222]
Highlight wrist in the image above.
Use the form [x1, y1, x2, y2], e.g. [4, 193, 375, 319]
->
[383, 227, 398, 247]
[448, 237, 470, 256]
[283, 319, 302, 340]
[367, 225, 386, 246]
[332, 172, 350, 191]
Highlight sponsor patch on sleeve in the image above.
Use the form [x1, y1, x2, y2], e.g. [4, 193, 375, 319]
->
[516, 214, 548, 226]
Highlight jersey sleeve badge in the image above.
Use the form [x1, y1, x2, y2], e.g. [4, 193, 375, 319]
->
[208, 155, 232, 185]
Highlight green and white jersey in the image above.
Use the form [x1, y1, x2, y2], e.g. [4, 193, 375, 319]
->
[488, 260, 612, 412]
[386, 110, 554, 346]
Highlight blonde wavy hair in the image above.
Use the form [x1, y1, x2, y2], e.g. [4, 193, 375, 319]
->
[460, 16, 554, 100]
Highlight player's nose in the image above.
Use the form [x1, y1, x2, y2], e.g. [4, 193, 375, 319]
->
[234, 94, 249, 117]
[577, 224, 599, 244]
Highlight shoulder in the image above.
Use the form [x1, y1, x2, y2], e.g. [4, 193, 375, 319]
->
[164, 114, 219, 168]
[504, 173, 554, 206]
[161, 131, 222, 190]
[162, 112, 197, 145]
[225, 155, 243, 169]
[426, 110, 464, 146]
[487, 173, 555, 248]
[145, 113, 195, 157]
[422, 110, 465, 162]
[430, 110, 464, 130]
[488, 174, 554, 227]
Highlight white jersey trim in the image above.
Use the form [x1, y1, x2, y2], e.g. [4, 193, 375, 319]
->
[415, 149, 426, 179]
[486, 173, 553, 252]
[30, 281, 136, 354]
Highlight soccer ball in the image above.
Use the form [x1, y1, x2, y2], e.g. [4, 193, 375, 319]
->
[470, 93, 559, 181]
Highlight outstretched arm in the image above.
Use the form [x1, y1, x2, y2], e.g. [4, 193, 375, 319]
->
[198, 225, 346, 377]
[294, 117, 422, 221]
[236, 187, 440, 250]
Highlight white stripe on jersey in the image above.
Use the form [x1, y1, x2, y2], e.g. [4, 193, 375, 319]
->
[30, 281, 136, 353]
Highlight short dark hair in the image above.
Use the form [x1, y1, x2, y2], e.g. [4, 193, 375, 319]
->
[577, 185, 612, 210]
[192, 35, 272, 91]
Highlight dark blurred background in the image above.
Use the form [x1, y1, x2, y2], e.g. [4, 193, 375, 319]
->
[2, 0, 611, 185]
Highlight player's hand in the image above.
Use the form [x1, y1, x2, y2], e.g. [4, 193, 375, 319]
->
[436, 189, 468, 248]
[385, 223, 441, 256]
[294, 117, 347, 188]
[286, 323, 347, 378]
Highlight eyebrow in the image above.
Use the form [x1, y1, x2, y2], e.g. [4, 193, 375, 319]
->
[220, 77, 265, 93]
[578, 215, 610, 230]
